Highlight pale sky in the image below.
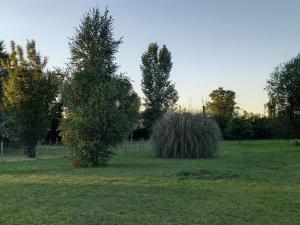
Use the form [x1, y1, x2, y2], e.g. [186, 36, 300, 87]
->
[1, 0, 300, 114]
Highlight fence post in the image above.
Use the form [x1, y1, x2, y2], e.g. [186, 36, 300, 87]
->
[1, 141, 3, 163]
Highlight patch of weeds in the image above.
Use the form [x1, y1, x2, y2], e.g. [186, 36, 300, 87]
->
[177, 170, 239, 180]
[294, 141, 300, 147]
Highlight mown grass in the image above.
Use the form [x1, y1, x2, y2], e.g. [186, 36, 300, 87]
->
[0, 140, 299, 225]
[1, 145, 68, 162]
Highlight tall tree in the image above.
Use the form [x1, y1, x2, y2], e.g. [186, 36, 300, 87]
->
[266, 54, 300, 138]
[206, 87, 237, 133]
[1, 40, 57, 157]
[0, 41, 9, 140]
[141, 43, 178, 129]
[60, 8, 140, 167]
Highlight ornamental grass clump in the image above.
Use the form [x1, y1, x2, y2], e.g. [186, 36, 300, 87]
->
[152, 111, 221, 158]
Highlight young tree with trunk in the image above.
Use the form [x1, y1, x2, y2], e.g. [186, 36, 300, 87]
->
[141, 43, 178, 129]
[1, 40, 57, 157]
[60, 7, 140, 167]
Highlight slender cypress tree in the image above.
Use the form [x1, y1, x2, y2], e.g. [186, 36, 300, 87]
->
[141, 43, 178, 129]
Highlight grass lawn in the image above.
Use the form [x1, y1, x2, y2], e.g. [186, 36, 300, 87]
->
[0, 140, 299, 225]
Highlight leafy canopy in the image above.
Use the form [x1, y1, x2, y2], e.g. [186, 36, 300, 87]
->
[61, 7, 140, 167]
[266, 54, 300, 137]
[206, 87, 237, 132]
[141, 43, 178, 129]
[0, 41, 9, 140]
[0, 41, 8, 61]
[1, 40, 57, 157]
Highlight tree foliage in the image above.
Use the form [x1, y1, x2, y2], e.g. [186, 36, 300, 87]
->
[246, 113, 271, 139]
[1, 40, 57, 157]
[223, 111, 293, 140]
[0, 41, 8, 102]
[45, 68, 66, 143]
[141, 43, 178, 129]
[266, 54, 300, 138]
[225, 113, 253, 141]
[0, 41, 8, 61]
[206, 87, 237, 133]
[60, 7, 140, 167]
[0, 41, 9, 140]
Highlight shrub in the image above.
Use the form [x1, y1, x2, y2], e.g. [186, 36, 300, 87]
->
[247, 114, 271, 139]
[152, 111, 221, 158]
[225, 116, 253, 140]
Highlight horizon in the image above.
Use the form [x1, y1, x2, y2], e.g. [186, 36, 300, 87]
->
[1, 0, 300, 114]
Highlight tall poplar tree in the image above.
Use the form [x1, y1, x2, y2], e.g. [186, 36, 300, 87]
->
[61, 7, 140, 167]
[141, 43, 178, 129]
[1, 40, 57, 157]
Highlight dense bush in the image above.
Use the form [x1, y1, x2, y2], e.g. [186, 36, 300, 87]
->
[224, 112, 300, 140]
[152, 111, 221, 158]
[225, 116, 253, 140]
[248, 115, 272, 139]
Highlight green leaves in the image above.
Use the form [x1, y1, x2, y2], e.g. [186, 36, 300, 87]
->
[1, 40, 57, 157]
[70, 7, 121, 73]
[141, 43, 178, 129]
[206, 87, 237, 117]
[206, 87, 237, 133]
[61, 7, 140, 167]
[0, 41, 8, 62]
[266, 54, 300, 138]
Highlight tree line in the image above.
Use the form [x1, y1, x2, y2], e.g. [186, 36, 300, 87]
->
[204, 86, 300, 141]
[0, 7, 299, 166]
